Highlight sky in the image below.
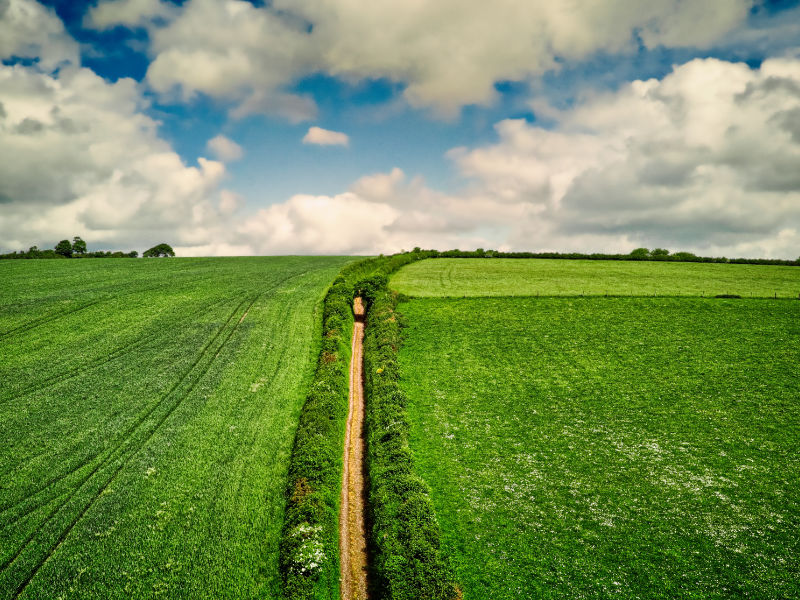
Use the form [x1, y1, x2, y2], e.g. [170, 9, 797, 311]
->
[1, 0, 800, 257]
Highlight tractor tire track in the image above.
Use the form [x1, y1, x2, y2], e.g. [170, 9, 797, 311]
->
[1, 296, 254, 586]
[0, 296, 230, 405]
[2, 273, 301, 518]
[6, 294, 260, 598]
[0, 299, 104, 341]
[0, 296, 234, 511]
[3, 269, 309, 596]
[0, 279, 173, 342]
[1, 295, 247, 524]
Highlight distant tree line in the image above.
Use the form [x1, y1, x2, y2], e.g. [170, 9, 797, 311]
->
[0, 237, 175, 259]
[407, 246, 800, 266]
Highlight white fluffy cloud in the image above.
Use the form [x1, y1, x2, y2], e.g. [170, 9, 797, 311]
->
[0, 64, 233, 250]
[458, 56, 800, 257]
[207, 134, 243, 162]
[4, 1, 799, 259]
[302, 126, 349, 146]
[145, 0, 317, 121]
[181, 55, 800, 258]
[140, 0, 754, 118]
[0, 0, 79, 70]
[86, 0, 176, 30]
[0, 4, 236, 253]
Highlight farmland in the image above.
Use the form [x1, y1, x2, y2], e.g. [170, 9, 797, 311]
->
[389, 255, 800, 599]
[390, 257, 800, 297]
[0, 256, 351, 599]
[397, 296, 800, 598]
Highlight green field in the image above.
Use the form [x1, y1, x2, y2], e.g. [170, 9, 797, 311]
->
[0, 257, 350, 599]
[390, 258, 800, 297]
[397, 296, 800, 598]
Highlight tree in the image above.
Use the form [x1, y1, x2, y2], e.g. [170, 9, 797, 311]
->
[143, 243, 175, 258]
[72, 236, 87, 255]
[651, 248, 670, 257]
[629, 247, 650, 259]
[55, 239, 73, 258]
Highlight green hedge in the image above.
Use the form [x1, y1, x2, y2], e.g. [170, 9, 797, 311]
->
[280, 250, 451, 599]
[279, 252, 435, 599]
[362, 285, 456, 599]
[280, 271, 355, 600]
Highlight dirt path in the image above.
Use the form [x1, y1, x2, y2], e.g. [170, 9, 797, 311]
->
[340, 297, 369, 600]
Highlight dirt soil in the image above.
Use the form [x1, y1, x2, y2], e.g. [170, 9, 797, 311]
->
[340, 297, 369, 600]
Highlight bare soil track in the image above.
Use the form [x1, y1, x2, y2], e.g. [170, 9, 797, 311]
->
[340, 297, 369, 600]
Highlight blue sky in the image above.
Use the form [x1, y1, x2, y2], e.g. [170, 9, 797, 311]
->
[2, 0, 800, 256]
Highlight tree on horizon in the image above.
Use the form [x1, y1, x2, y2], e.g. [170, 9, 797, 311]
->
[143, 243, 175, 258]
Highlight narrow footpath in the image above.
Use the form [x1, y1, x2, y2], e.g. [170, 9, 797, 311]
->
[340, 297, 369, 600]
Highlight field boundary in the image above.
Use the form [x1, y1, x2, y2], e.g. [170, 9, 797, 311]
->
[397, 293, 800, 300]
[415, 247, 800, 266]
[279, 251, 441, 599]
[361, 283, 456, 600]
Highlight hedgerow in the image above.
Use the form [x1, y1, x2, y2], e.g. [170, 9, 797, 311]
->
[280, 250, 445, 599]
[361, 284, 456, 600]
[280, 271, 355, 600]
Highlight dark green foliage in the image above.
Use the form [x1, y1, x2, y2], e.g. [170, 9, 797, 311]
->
[279, 248, 447, 600]
[363, 288, 456, 600]
[143, 243, 175, 257]
[54, 239, 72, 257]
[1, 238, 137, 259]
[281, 273, 354, 600]
[629, 247, 650, 259]
[72, 236, 87, 255]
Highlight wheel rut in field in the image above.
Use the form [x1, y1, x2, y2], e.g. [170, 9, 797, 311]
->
[340, 297, 369, 600]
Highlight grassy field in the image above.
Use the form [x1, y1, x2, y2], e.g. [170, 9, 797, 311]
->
[397, 296, 800, 599]
[390, 258, 800, 297]
[0, 256, 351, 599]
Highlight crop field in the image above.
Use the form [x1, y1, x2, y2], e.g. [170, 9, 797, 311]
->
[390, 258, 800, 297]
[397, 295, 800, 598]
[0, 256, 351, 599]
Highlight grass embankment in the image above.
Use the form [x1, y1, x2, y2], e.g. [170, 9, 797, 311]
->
[390, 258, 800, 297]
[0, 257, 350, 599]
[397, 297, 800, 599]
[281, 250, 455, 600]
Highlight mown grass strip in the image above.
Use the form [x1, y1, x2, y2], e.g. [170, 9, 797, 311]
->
[390, 258, 800, 298]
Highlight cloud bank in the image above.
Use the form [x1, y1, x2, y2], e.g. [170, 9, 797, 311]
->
[121, 0, 756, 118]
[0, 1, 234, 252]
[207, 56, 800, 259]
[3, 0, 799, 260]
